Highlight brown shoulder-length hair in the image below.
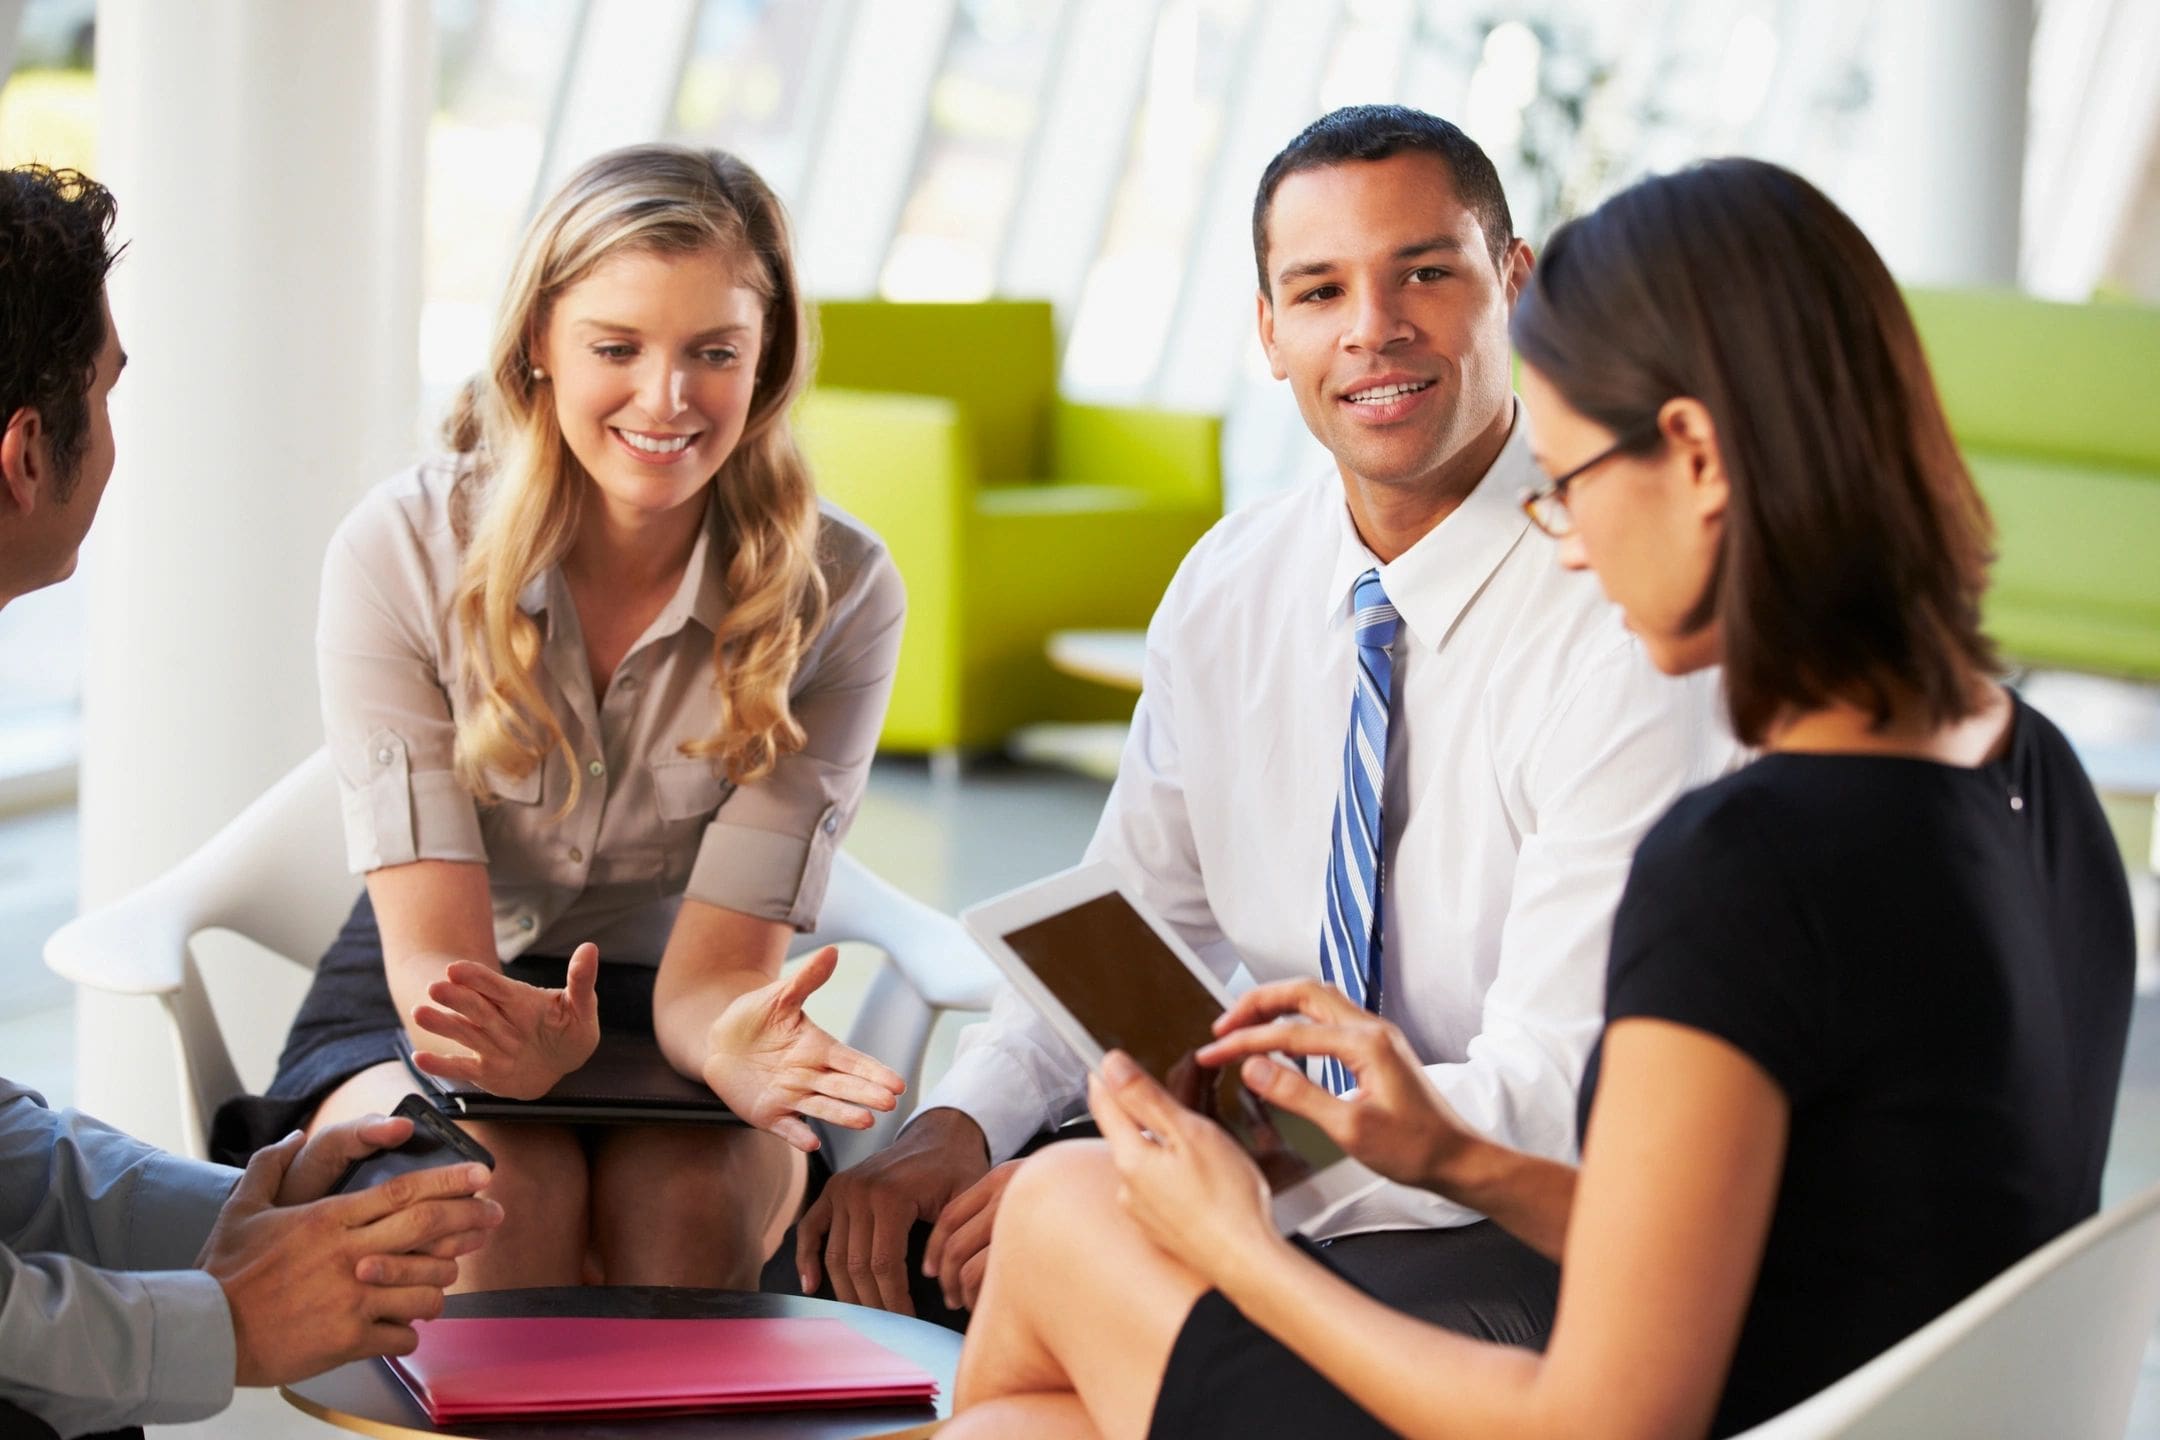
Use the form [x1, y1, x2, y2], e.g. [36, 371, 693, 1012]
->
[1509, 157, 1998, 747]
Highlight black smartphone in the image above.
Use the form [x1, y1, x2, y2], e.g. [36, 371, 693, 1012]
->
[330, 1093, 496, 1196]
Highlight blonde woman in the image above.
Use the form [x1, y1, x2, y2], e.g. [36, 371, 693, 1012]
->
[212, 145, 908, 1291]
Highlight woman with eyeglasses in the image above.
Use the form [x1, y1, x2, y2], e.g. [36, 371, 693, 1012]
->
[943, 157, 2134, 1440]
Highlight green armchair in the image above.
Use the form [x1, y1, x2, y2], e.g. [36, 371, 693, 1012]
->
[796, 300, 1223, 752]
[1905, 289, 2160, 680]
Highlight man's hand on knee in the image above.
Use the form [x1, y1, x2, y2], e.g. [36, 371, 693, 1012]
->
[198, 1132, 503, 1387]
[924, 1158, 1025, 1311]
[796, 1107, 990, 1315]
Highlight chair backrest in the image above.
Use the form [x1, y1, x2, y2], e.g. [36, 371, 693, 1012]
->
[1904, 288, 2160, 677]
[811, 300, 1058, 479]
[183, 747, 362, 969]
[1731, 1180, 2160, 1439]
[1906, 288, 2160, 471]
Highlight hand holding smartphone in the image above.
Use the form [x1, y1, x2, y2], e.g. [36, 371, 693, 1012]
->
[332, 1094, 496, 1196]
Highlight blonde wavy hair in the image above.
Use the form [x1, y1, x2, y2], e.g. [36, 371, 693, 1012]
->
[442, 144, 827, 806]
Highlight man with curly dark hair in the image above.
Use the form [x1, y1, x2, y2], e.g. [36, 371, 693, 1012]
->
[0, 164, 505, 1440]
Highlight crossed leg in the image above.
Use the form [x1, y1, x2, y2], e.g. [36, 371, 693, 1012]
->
[947, 1141, 1209, 1440]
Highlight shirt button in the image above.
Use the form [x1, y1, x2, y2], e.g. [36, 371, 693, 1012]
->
[822, 812, 839, 836]
[375, 747, 393, 764]
[568, 847, 584, 863]
[588, 759, 606, 778]
[519, 915, 535, 932]
[619, 675, 638, 691]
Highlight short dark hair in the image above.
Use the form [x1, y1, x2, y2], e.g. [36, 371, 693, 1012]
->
[1252, 105, 1514, 295]
[0, 165, 120, 500]
[1510, 158, 1997, 746]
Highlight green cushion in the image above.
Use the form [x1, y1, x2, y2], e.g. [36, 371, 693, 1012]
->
[1970, 450, 2160, 678]
[811, 300, 1057, 479]
[1902, 289, 2160, 680]
[1907, 288, 2160, 469]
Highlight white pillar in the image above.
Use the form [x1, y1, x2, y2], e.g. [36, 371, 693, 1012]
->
[74, 0, 430, 1149]
[1853, 0, 2033, 287]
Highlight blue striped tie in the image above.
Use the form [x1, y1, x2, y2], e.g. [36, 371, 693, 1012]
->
[1318, 568, 1398, 1095]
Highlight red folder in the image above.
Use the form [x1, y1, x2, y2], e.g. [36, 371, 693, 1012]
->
[385, 1316, 939, 1421]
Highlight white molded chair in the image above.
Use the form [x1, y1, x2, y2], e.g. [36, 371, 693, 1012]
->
[43, 748, 1000, 1173]
[1730, 1179, 2160, 1438]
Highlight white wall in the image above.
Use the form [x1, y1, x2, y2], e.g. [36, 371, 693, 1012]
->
[75, 0, 431, 1148]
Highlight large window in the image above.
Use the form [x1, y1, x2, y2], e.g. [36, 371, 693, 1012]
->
[418, 0, 583, 433]
[1061, 0, 1253, 400]
[879, 0, 1063, 301]
[669, 0, 844, 210]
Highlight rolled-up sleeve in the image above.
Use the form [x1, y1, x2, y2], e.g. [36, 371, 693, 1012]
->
[685, 544, 905, 929]
[317, 481, 487, 874]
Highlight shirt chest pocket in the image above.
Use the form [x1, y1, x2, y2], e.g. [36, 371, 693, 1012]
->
[482, 764, 544, 808]
[651, 756, 735, 827]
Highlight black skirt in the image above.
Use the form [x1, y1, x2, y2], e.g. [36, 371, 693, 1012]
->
[1148, 1238, 1398, 1439]
[208, 892, 660, 1165]
[1147, 1222, 1559, 1438]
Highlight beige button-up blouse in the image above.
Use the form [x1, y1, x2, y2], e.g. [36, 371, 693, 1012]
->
[319, 460, 904, 965]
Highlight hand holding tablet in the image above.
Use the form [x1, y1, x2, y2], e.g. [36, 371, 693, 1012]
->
[1199, 977, 1488, 1196]
[961, 864, 1380, 1233]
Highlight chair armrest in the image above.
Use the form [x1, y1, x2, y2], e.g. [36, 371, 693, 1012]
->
[44, 873, 202, 997]
[793, 852, 1000, 1014]
[1051, 399, 1223, 508]
[787, 853, 1001, 1170]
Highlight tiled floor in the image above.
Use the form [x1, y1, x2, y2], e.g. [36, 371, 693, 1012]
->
[4, 746, 2160, 1437]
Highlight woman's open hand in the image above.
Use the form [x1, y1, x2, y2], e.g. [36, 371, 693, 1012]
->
[700, 946, 907, 1153]
[1198, 978, 1482, 1195]
[409, 942, 601, 1100]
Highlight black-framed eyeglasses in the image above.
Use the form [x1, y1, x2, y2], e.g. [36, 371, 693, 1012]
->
[1521, 424, 1659, 539]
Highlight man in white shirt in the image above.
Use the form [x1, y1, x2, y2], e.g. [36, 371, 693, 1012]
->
[800, 105, 1730, 1333]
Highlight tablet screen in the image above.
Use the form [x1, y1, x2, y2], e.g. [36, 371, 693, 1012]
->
[1003, 891, 1346, 1192]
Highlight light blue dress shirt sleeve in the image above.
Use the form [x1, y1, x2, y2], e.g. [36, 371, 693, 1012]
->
[1, 1080, 239, 1436]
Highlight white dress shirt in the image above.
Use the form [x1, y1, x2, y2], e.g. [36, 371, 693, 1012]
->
[920, 415, 1738, 1238]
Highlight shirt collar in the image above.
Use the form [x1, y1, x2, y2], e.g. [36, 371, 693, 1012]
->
[1325, 403, 1538, 651]
[515, 494, 727, 640]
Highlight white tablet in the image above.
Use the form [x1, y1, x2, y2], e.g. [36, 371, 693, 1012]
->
[962, 862, 1378, 1234]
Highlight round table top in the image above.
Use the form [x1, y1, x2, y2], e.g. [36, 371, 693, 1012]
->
[282, 1287, 959, 1440]
[1045, 628, 1146, 692]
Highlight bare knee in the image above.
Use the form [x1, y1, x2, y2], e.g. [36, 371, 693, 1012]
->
[1000, 1140, 1119, 1252]
[592, 1126, 800, 1286]
[304, 1061, 420, 1138]
[614, 1130, 739, 1233]
[469, 1124, 588, 1236]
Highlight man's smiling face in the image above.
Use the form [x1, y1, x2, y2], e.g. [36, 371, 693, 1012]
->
[1258, 150, 1525, 495]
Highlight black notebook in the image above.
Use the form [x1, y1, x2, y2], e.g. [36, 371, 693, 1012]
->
[397, 1032, 742, 1125]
